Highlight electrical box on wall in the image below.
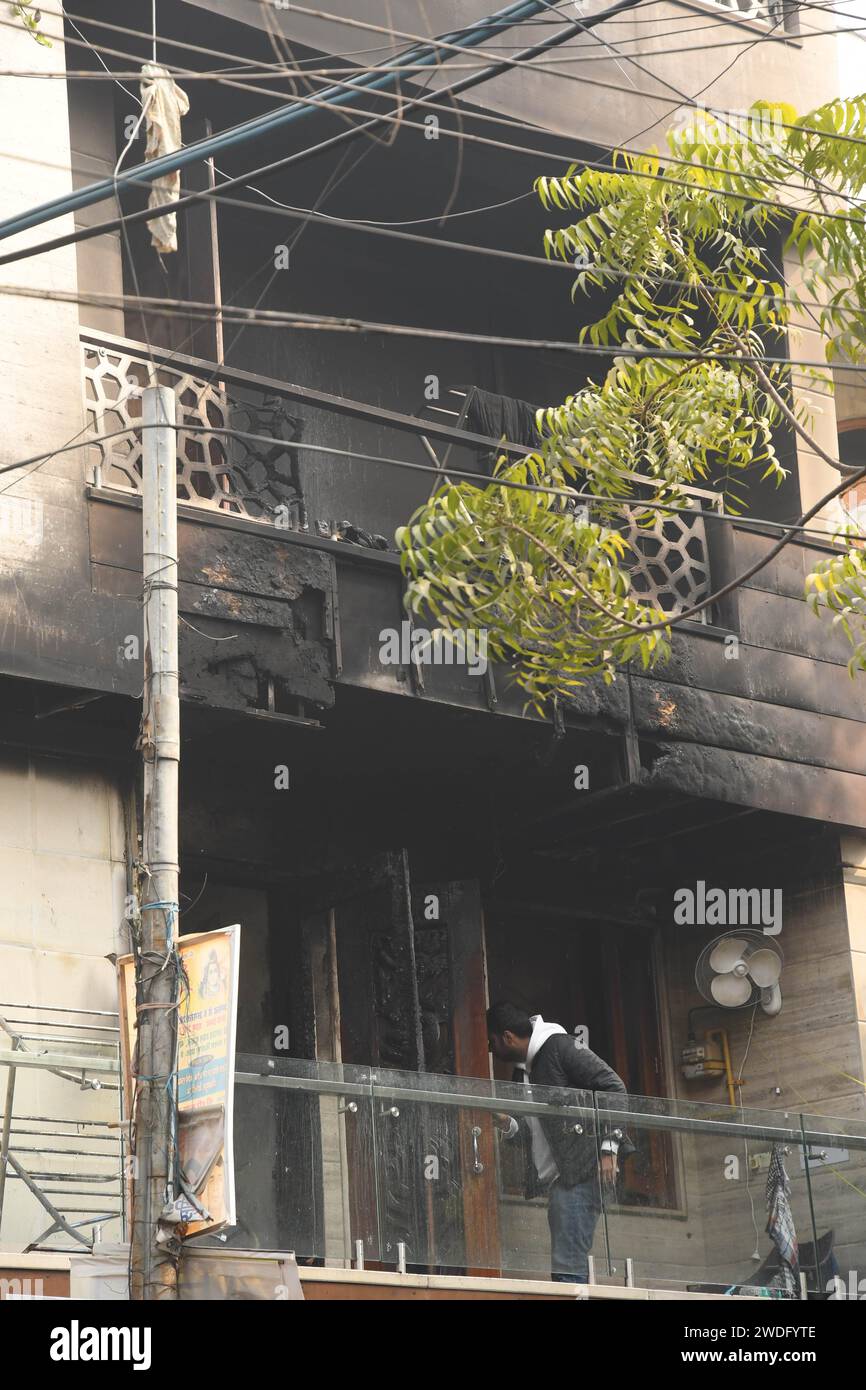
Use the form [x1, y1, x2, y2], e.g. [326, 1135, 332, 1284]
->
[681, 1037, 725, 1082]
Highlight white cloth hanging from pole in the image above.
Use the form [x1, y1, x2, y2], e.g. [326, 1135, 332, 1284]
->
[140, 64, 190, 255]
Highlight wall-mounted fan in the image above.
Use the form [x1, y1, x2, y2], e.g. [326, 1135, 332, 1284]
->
[695, 931, 784, 1017]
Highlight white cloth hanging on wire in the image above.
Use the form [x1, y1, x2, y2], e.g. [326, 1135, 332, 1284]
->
[140, 63, 190, 255]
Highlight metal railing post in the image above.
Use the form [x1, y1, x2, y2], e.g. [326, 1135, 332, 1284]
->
[0, 1036, 20, 1232]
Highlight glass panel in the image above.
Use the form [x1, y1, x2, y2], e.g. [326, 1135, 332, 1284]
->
[216, 1059, 866, 1291]
[226, 1055, 374, 1262]
[799, 1109, 866, 1300]
[371, 1069, 600, 1282]
[596, 1092, 812, 1297]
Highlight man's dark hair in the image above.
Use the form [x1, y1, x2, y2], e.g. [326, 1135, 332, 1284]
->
[486, 1001, 533, 1038]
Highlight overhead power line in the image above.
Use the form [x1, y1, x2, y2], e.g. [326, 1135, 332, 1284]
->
[0, 0, 648, 242]
[4, 281, 859, 376]
[3, 4, 858, 77]
[42, 3, 845, 149]
[4, 7, 860, 255]
[15, 0, 845, 252]
[11, 0, 849, 147]
[3, 82, 863, 280]
[255, 0, 866, 150]
[4, 417, 854, 549]
[0, 166, 858, 326]
[30, 4, 866, 273]
[46, 11, 866, 212]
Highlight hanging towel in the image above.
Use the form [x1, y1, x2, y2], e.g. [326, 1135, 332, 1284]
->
[140, 63, 190, 255]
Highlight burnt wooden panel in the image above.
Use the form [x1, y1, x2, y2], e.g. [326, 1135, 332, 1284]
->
[332, 854, 426, 1264]
[635, 632, 866, 723]
[633, 681, 866, 774]
[413, 879, 502, 1275]
[733, 528, 840, 600]
[89, 497, 337, 710]
[737, 586, 855, 666]
[89, 496, 332, 598]
[646, 742, 866, 824]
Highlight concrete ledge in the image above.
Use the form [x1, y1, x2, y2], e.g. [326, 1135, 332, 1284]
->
[0, 1251, 71, 1270]
[298, 1267, 757, 1300]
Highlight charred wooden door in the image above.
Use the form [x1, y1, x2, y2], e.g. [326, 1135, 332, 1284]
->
[412, 879, 502, 1276]
[333, 854, 425, 1265]
[331, 860, 499, 1273]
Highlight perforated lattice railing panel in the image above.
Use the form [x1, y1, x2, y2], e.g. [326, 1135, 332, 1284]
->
[82, 341, 305, 527]
[619, 500, 712, 621]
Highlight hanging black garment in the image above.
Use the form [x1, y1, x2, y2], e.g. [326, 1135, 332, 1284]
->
[463, 387, 541, 475]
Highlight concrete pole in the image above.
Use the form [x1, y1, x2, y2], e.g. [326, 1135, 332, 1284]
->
[131, 386, 180, 1300]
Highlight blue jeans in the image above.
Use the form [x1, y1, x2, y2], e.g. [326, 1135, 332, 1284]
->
[547, 1178, 602, 1284]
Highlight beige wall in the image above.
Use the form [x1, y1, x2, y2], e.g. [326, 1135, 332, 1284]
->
[0, 15, 86, 477]
[0, 19, 128, 1255]
[68, 80, 125, 338]
[0, 750, 129, 1252]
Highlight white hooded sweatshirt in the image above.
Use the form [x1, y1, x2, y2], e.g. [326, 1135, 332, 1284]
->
[513, 1014, 567, 1185]
[504, 1014, 619, 1184]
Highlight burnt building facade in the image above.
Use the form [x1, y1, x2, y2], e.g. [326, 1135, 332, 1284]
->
[1, 0, 865, 1295]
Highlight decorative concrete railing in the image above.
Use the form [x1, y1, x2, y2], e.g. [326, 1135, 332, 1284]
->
[82, 330, 722, 621]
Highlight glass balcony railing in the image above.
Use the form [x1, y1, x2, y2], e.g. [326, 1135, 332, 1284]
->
[227, 1056, 866, 1297]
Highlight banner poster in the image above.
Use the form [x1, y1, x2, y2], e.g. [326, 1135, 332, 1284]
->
[118, 924, 241, 1239]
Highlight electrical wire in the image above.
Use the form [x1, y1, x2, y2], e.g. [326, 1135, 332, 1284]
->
[11, 0, 861, 223]
[12, 0, 836, 76]
[252, 0, 856, 132]
[6, 281, 860, 378]
[272, 2, 866, 151]
[6, 85, 866, 284]
[1, 0, 664, 247]
[5, 2, 845, 153]
[3, 413, 854, 547]
[50, 8, 866, 301]
[0, 5, 856, 494]
[108, 179, 866, 324]
[0, 36, 861, 650]
[13, 17, 863, 80]
[50, 12, 866, 188]
[33, 5, 817, 469]
[10, 11, 865, 222]
[28, 30, 866, 224]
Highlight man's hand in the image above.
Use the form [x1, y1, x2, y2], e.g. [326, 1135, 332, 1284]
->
[493, 1112, 513, 1134]
[600, 1152, 619, 1184]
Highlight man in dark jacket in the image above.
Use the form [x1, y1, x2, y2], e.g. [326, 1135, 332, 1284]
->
[487, 1000, 634, 1285]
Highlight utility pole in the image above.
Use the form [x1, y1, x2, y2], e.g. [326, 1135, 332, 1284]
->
[131, 385, 180, 1300]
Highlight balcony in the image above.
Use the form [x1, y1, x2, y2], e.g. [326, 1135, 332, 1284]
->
[5, 1036, 865, 1298]
[227, 1056, 866, 1298]
[81, 329, 723, 625]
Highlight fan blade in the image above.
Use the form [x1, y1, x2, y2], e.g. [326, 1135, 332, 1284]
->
[710, 972, 753, 1007]
[747, 948, 782, 988]
[709, 938, 749, 974]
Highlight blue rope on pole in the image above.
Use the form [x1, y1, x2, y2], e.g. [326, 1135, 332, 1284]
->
[140, 900, 179, 947]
